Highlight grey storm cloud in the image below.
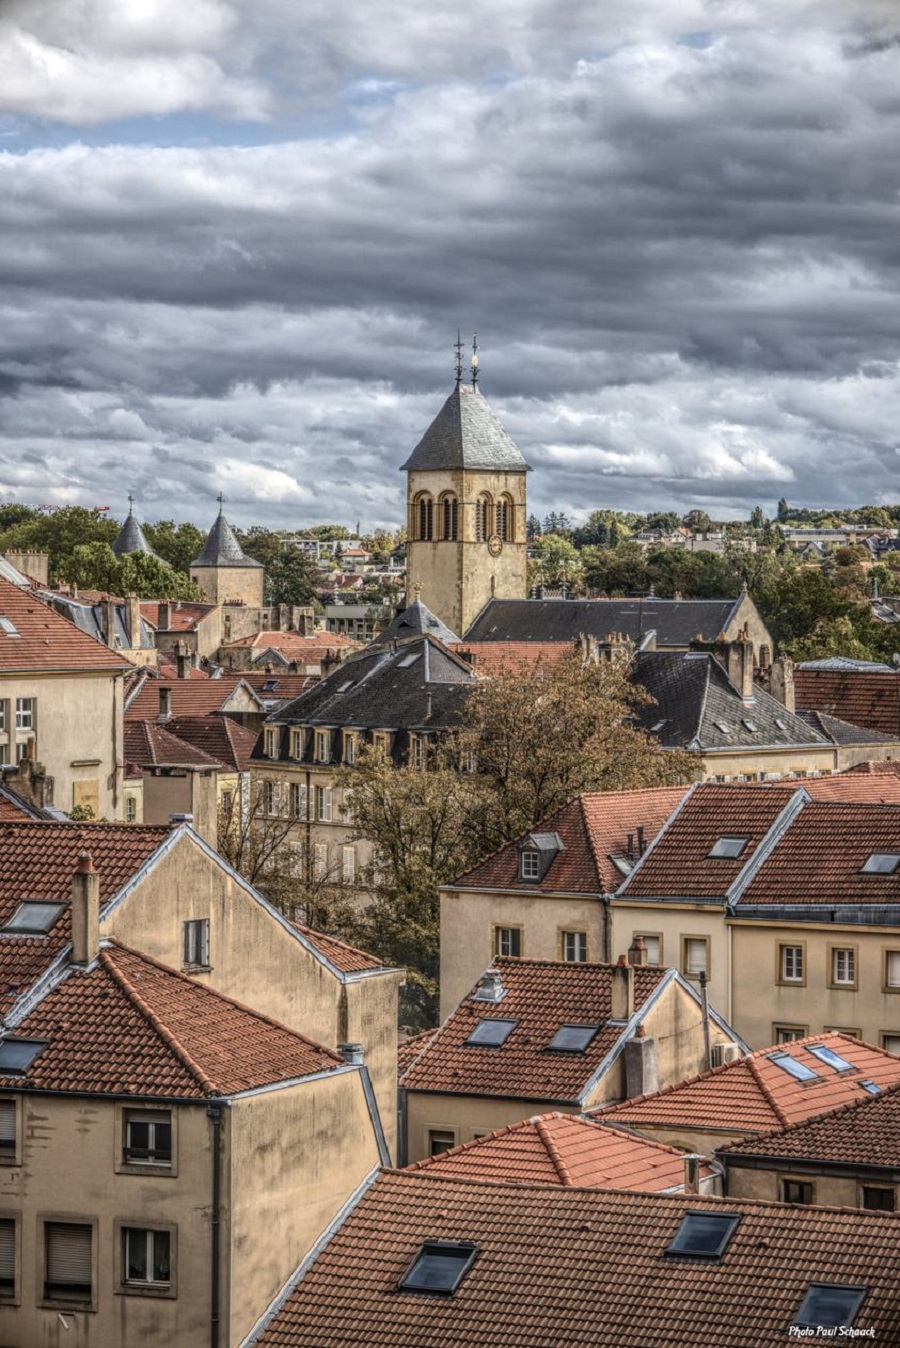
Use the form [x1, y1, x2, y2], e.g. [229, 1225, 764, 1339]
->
[0, 0, 899, 526]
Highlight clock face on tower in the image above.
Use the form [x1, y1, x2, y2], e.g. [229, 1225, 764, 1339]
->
[487, 534, 503, 557]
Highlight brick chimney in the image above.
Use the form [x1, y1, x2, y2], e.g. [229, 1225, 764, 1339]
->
[628, 935, 648, 966]
[610, 955, 635, 1021]
[624, 1024, 659, 1098]
[71, 853, 100, 966]
[101, 598, 117, 647]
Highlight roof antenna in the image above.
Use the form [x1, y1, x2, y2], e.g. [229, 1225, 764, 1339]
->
[454, 330, 464, 386]
[471, 332, 479, 387]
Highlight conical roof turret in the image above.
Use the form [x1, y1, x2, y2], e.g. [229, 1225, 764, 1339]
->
[191, 506, 263, 569]
[112, 502, 160, 560]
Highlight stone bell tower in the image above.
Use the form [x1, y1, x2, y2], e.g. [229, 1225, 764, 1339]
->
[400, 338, 529, 639]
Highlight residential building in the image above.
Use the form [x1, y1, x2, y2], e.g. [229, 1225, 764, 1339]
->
[253, 634, 476, 894]
[595, 1032, 900, 1157]
[0, 937, 385, 1346]
[402, 375, 530, 639]
[126, 669, 267, 730]
[439, 785, 690, 1016]
[719, 1076, 900, 1211]
[794, 661, 900, 738]
[123, 721, 227, 844]
[0, 576, 130, 818]
[405, 1111, 718, 1192]
[44, 589, 157, 668]
[399, 955, 743, 1163]
[245, 1169, 900, 1347]
[218, 629, 357, 675]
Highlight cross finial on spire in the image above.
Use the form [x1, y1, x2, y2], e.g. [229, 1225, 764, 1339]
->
[127, 493, 134, 514]
[471, 332, 479, 386]
[413, 582, 422, 600]
[217, 491, 224, 513]
[454, 330, 464, 385]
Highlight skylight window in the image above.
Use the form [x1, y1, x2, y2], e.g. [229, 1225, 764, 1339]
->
[861, 853, 900, 875]
[767, 1052, 819, 1082]
[774, 718, 787, 731]
[1, 902, 64, 936]
[666, 1211, 741, 1260]
[741, 719, 759, 733]
[262, 679, 278, 692]
[0, 617, 19, 637]
[465, 1018, 518, 1048]
[0, 1039, 46, 1074]
[708, 836, 749, 860]
[807, 1044, 853, 1074]
[791, 1284, 867, 1330]
[547, 1024, 600, 1054]
[610, 856, 634, 877]
[858, 1080, 881, 1096]
[336, 680, 354, 693]
[651, 719, 668, 732]
[397, 652, 421, 668]
[713, 721, 732, 735]
[399, 1241, 479, 1296]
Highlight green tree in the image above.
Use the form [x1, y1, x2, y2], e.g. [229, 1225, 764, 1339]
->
[777, 497, 791, 523]
[143, 520, 206, 575]
[682, 509, 713, 534]
[529, 533, 584, 590]
[0, 506, 118, 582]
[750, 506, 766, 530]
[238, 528, 320, 606]
[66, 542, 204, 599]
[582, 542, 649, 596]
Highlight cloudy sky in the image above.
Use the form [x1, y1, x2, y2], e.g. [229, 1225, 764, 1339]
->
[1, 0, 899, 531]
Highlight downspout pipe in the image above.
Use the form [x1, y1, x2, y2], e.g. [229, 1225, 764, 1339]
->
[207, 1101, 223, 1348]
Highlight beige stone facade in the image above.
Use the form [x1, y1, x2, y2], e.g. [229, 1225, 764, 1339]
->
[723, 1161, 896, 1211]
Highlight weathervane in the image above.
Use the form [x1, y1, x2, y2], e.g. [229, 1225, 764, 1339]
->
[454, 330, 464, 385]
[471, 332, 479, 386]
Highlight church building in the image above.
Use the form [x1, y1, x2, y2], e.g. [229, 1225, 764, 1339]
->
[401, 349, 530, 638]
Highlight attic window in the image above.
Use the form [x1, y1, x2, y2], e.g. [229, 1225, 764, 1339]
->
[262, 679, 278, 692]
[767, 1051, 819, 1082]
[0, 618, 19, 637]
[0, 1039, 46, 1074]
[708, 836, 749, 860]
[807, 1044, 853, 1074]
[465, 1018, 518, 1048]
[547, 1024, 599, 1054]
[1, 901, 65, 936]
[665, 1211, 741, 1260]
[859, 1080, 881, 1095]
[741, 719, 759, 733]
[520, 850, 540, 881]
[651, 719, 668, 732]
[791, 1284, 867, 1330]
[610, 856, 634, 877]
[399, 1241, 479, 1296]
[774, 718, 787, 731]
[861, 853, 900, 875]
[397, 652, 421, 669]
[336, 680, 354, 693]
[713, 721, 732, 735]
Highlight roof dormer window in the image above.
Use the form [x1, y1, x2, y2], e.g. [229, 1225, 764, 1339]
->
[520, 850, 540, 881]
[518, 831, 564, 883]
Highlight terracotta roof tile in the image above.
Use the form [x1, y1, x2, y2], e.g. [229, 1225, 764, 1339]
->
[721, 1078, 900, 1168]
[451, 787, 689, 895]
[407, 1112, 712, 1190]
[124, 721, 227, 770]
[140, 600, 215, 632]
[164, 715, 259, 772]
[595, 1033, 900, 1135]
[400, 958, 669, 1103]
[794, 668, 900, 737]
[0, 821, 170, 1016]
[455, 642, 573, 675]
[126, 672, 261, 720]
[801, 770, 900, 802]
[0, 577, 130, 673]
[222, 631, 358, 653]
[254, 1170, 900, 1347]
[292, 923, 383, 974]
[0, 942, 342, 1098]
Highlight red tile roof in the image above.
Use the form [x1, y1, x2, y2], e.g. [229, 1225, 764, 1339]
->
[721, 1078, 900, 1168]
[140, 600, 215, 632]
[0, 783, 45, 821]
[253, 1170, 900, 1348]
[619, 783, 798, 898]
[243, 673, 319, 702]
[455, 641, 573, 675]
[406, 1112, 712, 1190]
[795, 668, 900, 736]
[292, 923, 383, 974]
[737, 802, 900, 906]
[451, 787, 689, 895]
[125, 672, 260, 720]
[400, 958, 669, 1103]
[0, 821, 171, 1016]
[0, 577, 130, 674]
[0, 942, 342, 1098]
[164, 715, 259, 772]
[124, 721, 226, 770]
[595, 1033, 900, 1136]
[222, 631, 358, 653]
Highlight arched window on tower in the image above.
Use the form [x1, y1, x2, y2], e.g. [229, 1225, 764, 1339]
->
[416, 494, 434, 541]
[476, 493, 493, 542]
[440, 494, 458, 541]
[496, 494, 514, 542]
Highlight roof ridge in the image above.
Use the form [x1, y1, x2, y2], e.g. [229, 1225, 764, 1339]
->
[99, 946, 218, 1094]
[745, 1052, 791, 1128]
[534, 1113, 575, 1185]
[720, 1081, 898, 1153]
[576, 796, 608, 891]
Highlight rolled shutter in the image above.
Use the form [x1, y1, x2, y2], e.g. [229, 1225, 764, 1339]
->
[46, 1223, 91, 1287]
[0, 1219, 14, 1284]
[0, 1101, 15, 1150]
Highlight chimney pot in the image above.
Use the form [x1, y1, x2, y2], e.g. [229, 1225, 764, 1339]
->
[71, 853, 100, 966]
[683, 1154, 704, 1195]
[158, 686, 172, 721]
[628, 935, 648, 966]
[473, 970, 505, 1003]
[610, 959, 635, 1020]
[338, 1043, 365, 1066]
[637, 825, 646, 855]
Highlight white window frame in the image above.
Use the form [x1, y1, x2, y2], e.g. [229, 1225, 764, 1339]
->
[562, 930, 587, 963]
[683, 936, 709, 979]
[344, 732, 357, 765]
[123, 1227, 171, 1289]
[313, 843, 328, 880]
[182, 919, 210, 969]
[316, 786, 333, 823]
[291, 783, 307, 819]
[125, 796, 137, 823]
[14, 698, 34, 732]
[832, 947, 856, 987]
[264, 728, 278, 759]
[780, 944, 804, 983]
[520, 850, 540, 881]
[342, 845, 356, 884]
[315, 731, 330, 763]
[290, 728, 304, 760]
[494, 926, 522, 958]
[409, 735, 424, 770]
[123, 1110, 172, 1168]
[886, 950, 900, 991]
[263, 781, 276, 815]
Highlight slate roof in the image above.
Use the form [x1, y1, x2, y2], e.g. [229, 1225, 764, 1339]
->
[250, 1170, 900, 1348]
[400, 383, 529, 473]
[291, 924, 384, 974]
[111, 509, 159, 559]
[0, 821, 171, 1017]
[720, 1079, 900, 1169]
[125, 671, 264, 720]
[191, 510, 264, 569]
[406, 1112, 713, 1190]
[596, 1033, 900, 1136]
[464, 595, 745, 646]
[631, 652, 829, 752]
[45, 592, 155, 651]
[794, 668, 900, 737]
[399, 957, 670, 1103]
[164, 715, 259, 772]
[449, 786, 690, 896]
[373, 600, 460, 646]
[795, 708, 898, 746]
[0, 577, 131, 674]
[0, 941, 342, 1098]
[123, 721, 227, 771]
[264, 636, 475, 735]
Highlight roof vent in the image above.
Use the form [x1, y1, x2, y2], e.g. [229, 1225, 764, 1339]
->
[338, 1043, 364, 1066]
[472, 970, 505, 1003]
[169, 813, 194, 825]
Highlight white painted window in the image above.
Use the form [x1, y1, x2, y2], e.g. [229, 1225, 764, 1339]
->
[342, 846, 356, 884]
[780, 945, 803, 982]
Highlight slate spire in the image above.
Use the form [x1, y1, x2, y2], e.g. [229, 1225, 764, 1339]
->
[191, 500, 263, 569]
[112, 496, 160, 559]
